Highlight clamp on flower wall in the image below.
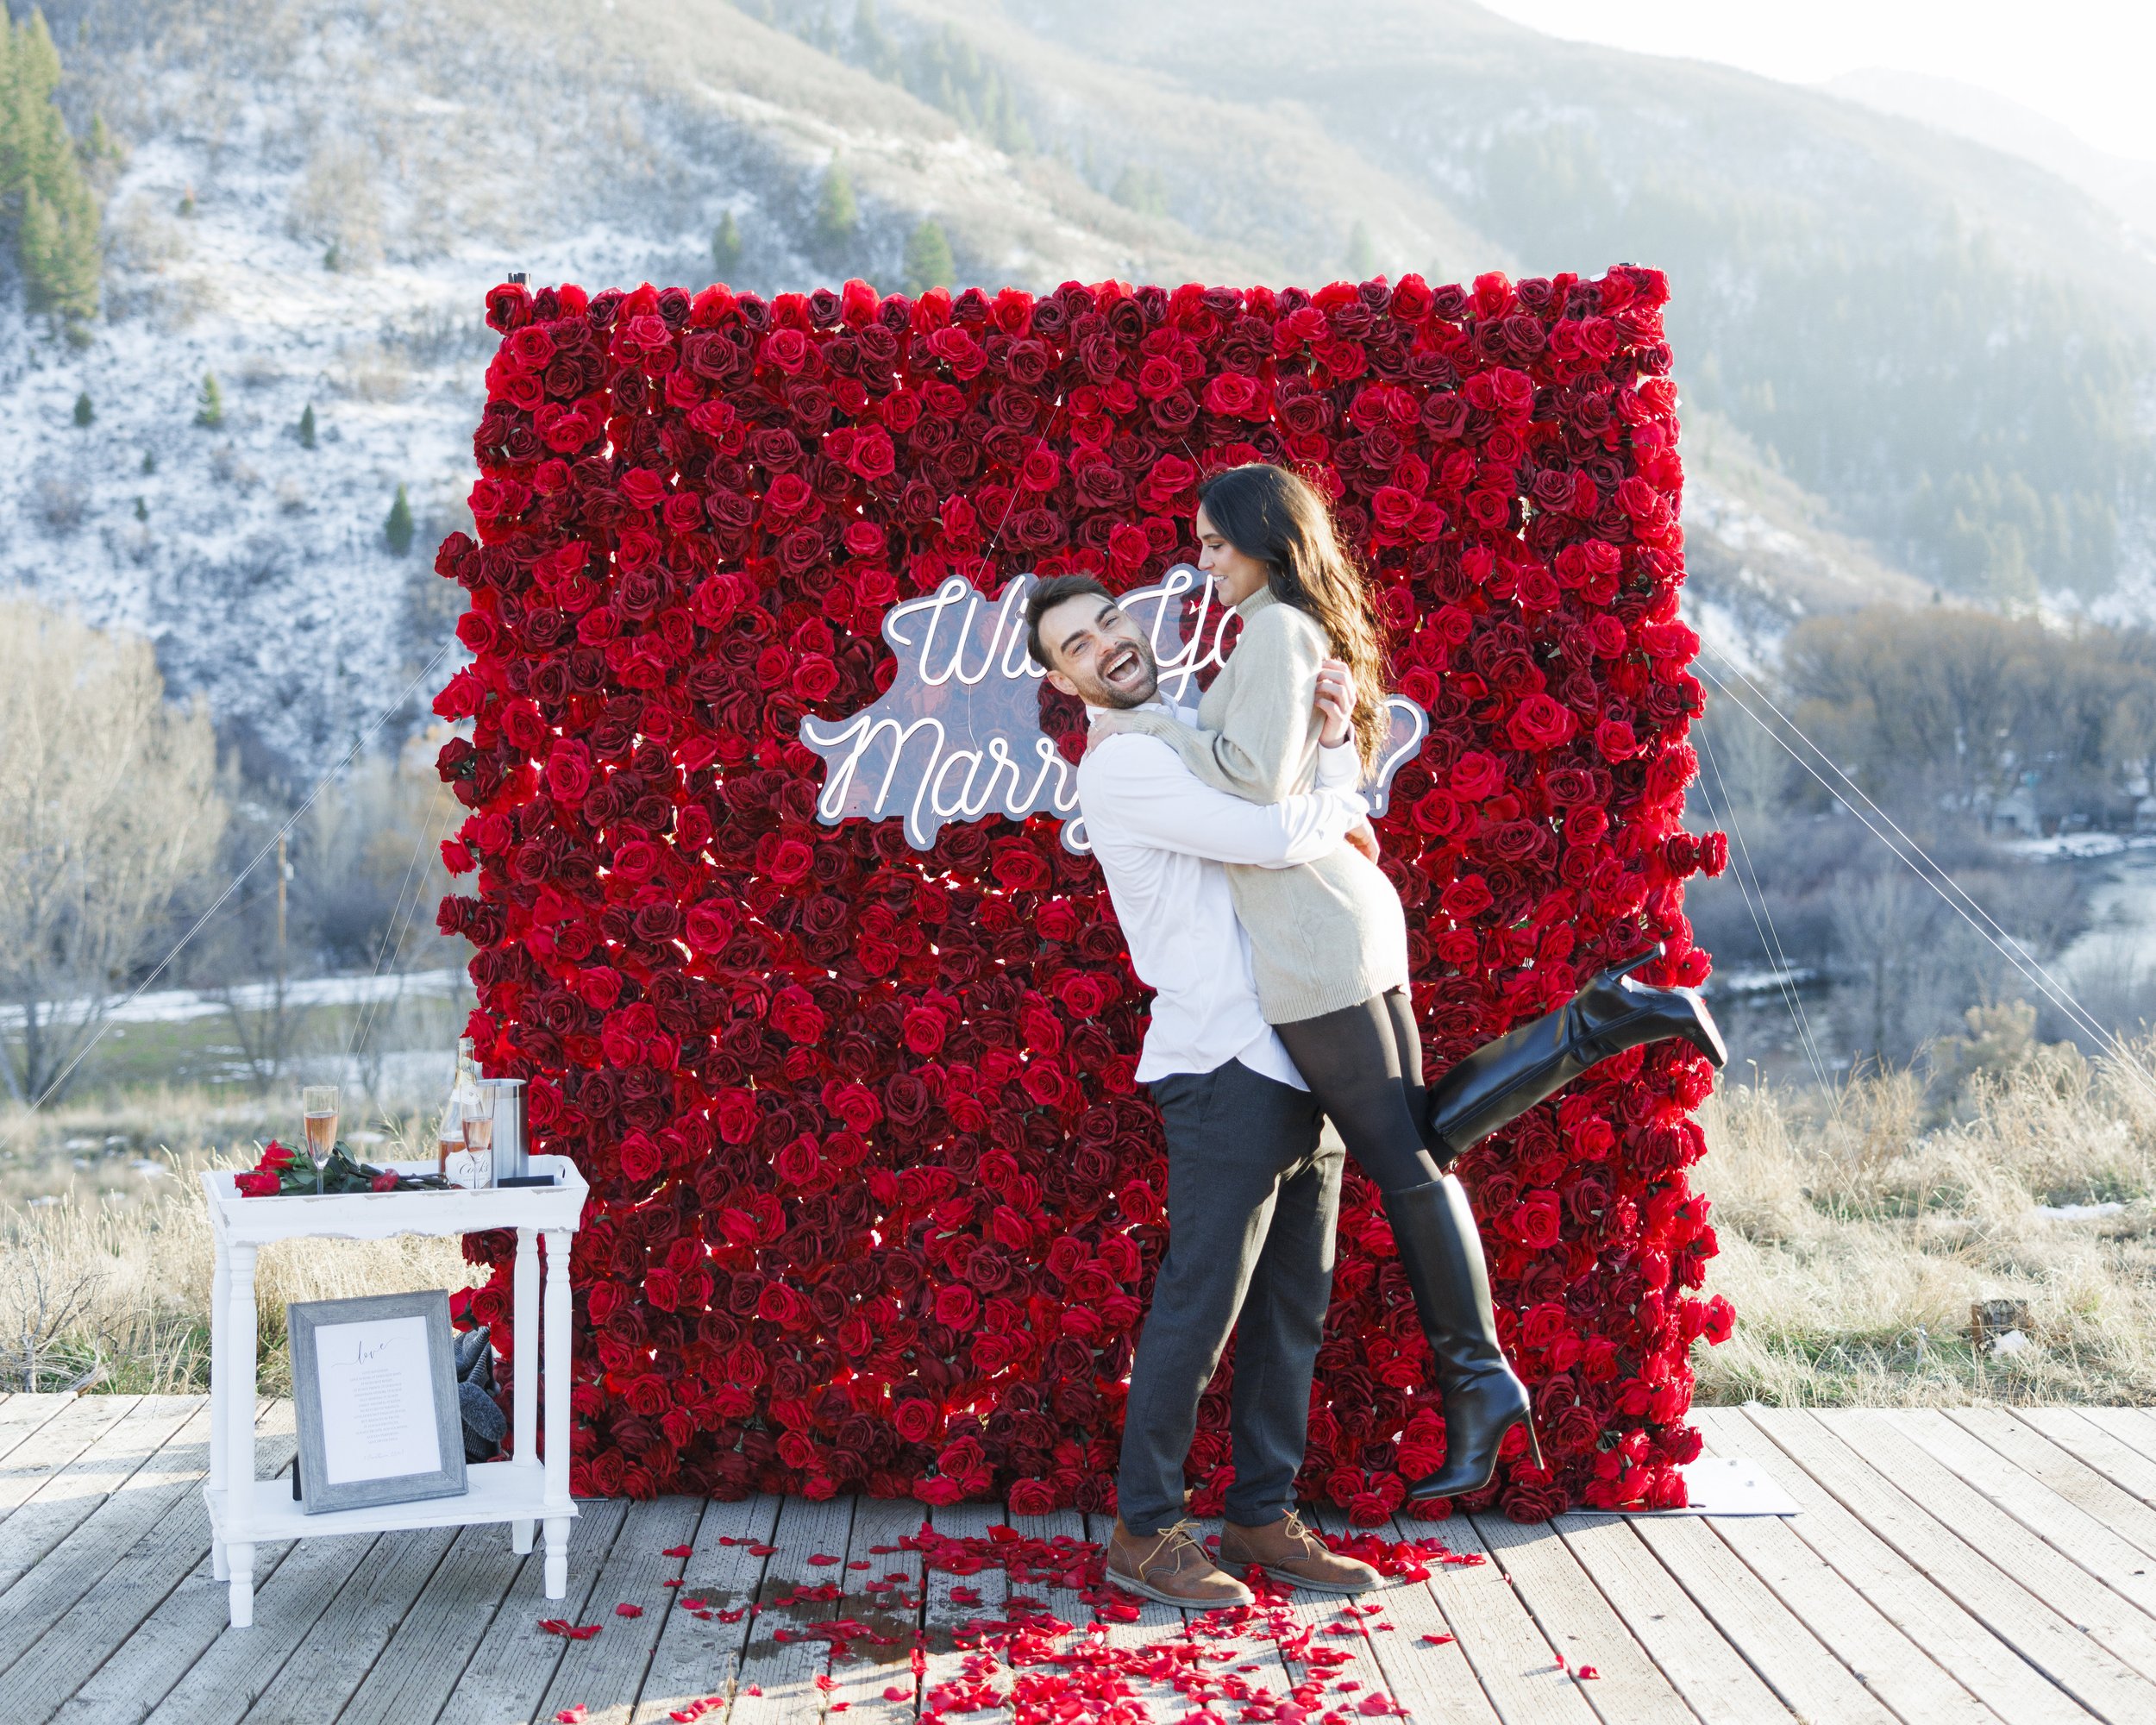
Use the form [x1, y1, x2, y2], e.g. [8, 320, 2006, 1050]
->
[434, 264, 1732, 1522]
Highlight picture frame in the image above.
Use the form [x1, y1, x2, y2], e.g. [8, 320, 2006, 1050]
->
[288, 1290, 467, 1515]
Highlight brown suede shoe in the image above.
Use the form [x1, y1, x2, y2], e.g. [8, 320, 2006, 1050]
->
[1219, 1510, 1381, 1594]
[1104, 1517, 1255, 1608]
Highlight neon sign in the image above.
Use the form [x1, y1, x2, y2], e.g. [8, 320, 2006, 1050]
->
[799, 566, 1429, 853]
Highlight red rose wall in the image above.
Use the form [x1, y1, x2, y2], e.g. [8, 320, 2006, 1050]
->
[433, 267, 1733, 1524]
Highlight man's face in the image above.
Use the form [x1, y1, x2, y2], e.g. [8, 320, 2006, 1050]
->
[1040, 594, 1160, 709]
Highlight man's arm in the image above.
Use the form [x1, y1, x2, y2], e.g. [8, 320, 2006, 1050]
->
[1081, 734, 1365, 868]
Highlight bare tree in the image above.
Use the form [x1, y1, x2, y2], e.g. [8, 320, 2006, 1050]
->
[0, 599, 226, 1104]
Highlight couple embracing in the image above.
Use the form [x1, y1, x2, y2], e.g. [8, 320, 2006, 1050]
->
[1024, 463, 1724, 1606]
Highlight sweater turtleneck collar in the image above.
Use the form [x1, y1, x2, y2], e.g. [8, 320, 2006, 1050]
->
[1233, 584, 1279, 622]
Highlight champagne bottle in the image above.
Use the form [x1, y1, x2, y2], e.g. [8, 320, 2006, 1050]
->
[437, 1036, 486, 1183]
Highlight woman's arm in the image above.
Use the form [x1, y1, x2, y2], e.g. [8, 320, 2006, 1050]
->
[1091, 607, 1326, 804]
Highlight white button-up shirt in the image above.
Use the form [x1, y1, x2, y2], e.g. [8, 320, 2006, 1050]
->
[1076, 702, 1367, 1088]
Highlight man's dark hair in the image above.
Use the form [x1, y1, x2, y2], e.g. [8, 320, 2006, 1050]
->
[1025, 574, 1114, 669]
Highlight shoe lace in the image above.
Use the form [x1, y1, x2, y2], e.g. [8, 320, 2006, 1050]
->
[1139, 1518, 1209, 1578]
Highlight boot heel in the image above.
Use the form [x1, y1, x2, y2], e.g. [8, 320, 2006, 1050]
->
[1522, 1415, 1545, 1472]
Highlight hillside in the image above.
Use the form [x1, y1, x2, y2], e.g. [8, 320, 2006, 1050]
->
[1, 0, 2147, 777]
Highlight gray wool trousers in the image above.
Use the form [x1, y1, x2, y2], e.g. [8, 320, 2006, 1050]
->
[1116, 1057, 1344, 1536]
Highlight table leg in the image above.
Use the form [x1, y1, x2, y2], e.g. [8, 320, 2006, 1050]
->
[209, 1233, 229, 1583]
[511, 1225, 538, 1555]
[225, 1241, 259, 1629]
[542, 1227, 572, 1599]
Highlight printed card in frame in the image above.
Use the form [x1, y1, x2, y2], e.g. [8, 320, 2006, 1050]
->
[289, 1290, 467, 1514]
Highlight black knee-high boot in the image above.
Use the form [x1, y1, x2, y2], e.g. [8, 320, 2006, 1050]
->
[1426, 944, 1725, 1163]
[1387, 1175, 1542, 1499]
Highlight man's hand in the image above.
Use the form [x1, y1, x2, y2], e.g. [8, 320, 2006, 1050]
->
[1314, 658, 1355, 748]
[1345, 819, 1380, 862]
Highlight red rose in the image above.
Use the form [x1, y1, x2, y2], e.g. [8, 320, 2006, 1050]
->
[770, 986, 827, 1044]
[902, 1007, 948, 1056]
[618, 1132, 662, 1183]
[893, 1399, 941, 1446]
[1507, 695, 1577, 752]
[543, 740, 592, 805]
[934, 1283, 979, 1328]
[235, 1171, 279, 1197]
[1509, 1191, 1563, 1250]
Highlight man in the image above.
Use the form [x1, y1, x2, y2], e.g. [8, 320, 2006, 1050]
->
[1026, 573, 1382, 1607]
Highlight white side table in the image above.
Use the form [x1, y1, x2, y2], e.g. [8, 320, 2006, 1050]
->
[201, 1154, 587, 1628]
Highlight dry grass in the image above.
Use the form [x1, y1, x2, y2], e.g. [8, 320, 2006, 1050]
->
[1696, 1025, 2156, 1406]
[0, 1084, 479, 1396]
[9, 1024, 2156, 1407]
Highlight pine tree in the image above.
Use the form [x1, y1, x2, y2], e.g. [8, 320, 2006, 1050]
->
[1345, 221, 1378, 281]
[72, 390, 91, 426]
[195, 373, 222, 429]
[3, 12, 104, 329]
[904, 218, 955, 296]
[385, 485, 414, 556]
[298, 403, 317, 448]
[815, 159, 858, 254]
[141, 449, 156, 474]
[711, 210, 743, 278]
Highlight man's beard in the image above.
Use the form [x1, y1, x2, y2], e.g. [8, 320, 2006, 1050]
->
[1086, 637, 1160, 709]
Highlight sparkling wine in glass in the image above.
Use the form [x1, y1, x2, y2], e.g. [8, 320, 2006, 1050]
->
[302, 1084, 338, 1195]
[457, 1107, 496, 1190]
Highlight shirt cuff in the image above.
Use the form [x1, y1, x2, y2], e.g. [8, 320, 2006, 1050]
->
[1315, 739, 1360, 791]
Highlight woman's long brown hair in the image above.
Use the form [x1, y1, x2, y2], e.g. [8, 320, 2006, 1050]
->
[1197, 462, 1389, 773]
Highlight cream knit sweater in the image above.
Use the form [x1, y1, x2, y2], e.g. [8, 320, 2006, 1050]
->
[1102, 587, 1410, 1024]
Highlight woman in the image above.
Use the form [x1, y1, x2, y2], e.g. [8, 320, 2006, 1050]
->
[1095, 462, 1722, 1499]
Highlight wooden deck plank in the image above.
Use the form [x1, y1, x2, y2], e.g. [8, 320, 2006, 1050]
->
[0, 1396, 199, 1595]
[1552, 1513, 1795, 1723]
[1688, 1506, 2009, 1725]
[728, 1492, 857, 1725]
[1929, 1408, 2156, 1584]
[1693, 1408, 2078, 1725]
[1464, 1511, 1695, 1725]
[1401, 1508, 1597, 1724]
[921, 1499, 1011, 1718]
[1084, 1507, 1195, 1724]
[432, 1497, 630, 1725]
[630, 1495, 783, 1725]
[820, 1495, 928, 1725]
[1628, 1510, 1901, 1723]
[233, 1524, 461, 1723]
[1264, 1537, 1399, 1722]
[1315, 1514, 1497, 1725]
[2076, 1410, 2156, 1471]
[2012, 1408, 2156, 1518]
[330, 1520, 533, 1725]
[530, 1496, 708, 1725]
[25, 1405, 297, 1725]
[0, 1394, 74, 1470]
[1746, 1407, 2155, 1722]
[135, 1532, 385, 1725]
[0, 1397, 227, 1661]
[0, 1394, 141, 1531]
[1820, 1409, 2156, 1681]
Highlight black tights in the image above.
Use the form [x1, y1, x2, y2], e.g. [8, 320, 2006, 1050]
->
[1274, 989, 1445, 1195]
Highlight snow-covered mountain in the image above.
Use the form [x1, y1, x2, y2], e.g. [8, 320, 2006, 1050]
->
[4, 0, 2147, 779]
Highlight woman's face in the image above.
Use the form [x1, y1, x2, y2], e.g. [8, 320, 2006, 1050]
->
[1194, 505, 1270, 606]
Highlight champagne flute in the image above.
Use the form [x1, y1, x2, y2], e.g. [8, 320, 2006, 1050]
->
[460, 1095, 496, 1190]
[301, 1084, 338, 1195]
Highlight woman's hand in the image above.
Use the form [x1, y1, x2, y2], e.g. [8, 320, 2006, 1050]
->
[1313, 658, 1355, 749]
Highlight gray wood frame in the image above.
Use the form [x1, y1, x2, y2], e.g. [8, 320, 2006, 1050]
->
[287, 1292, 467, 1515]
